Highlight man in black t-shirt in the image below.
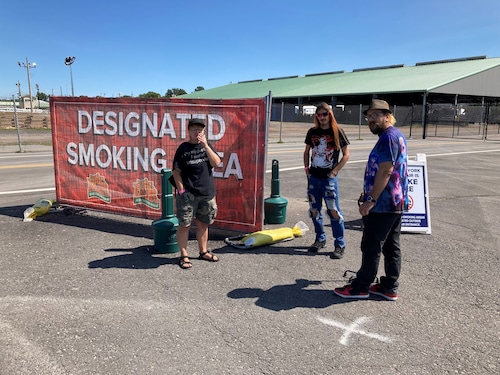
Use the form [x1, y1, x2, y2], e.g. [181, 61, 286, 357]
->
[172, 118, 221, 269]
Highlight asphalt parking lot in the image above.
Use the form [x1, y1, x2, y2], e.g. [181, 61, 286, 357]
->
[0, 127, 499, 374]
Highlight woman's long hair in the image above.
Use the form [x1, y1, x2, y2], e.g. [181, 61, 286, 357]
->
[314, 102, 341, 150]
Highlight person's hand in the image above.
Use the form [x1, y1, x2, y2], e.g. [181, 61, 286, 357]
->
[178, 190, 191, 204]
[197, 129, 208, 145]
[359, 201, 375, 216]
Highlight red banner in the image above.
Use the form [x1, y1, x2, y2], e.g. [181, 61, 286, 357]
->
[50, 97, 268, 232]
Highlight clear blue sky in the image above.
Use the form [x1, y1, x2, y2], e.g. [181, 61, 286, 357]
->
[1, 0, 499, 99]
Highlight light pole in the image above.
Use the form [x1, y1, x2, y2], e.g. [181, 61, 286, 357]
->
[16, 80, 21, 99]
[65, 56, 76, 96]
[17, 57, 36, 112]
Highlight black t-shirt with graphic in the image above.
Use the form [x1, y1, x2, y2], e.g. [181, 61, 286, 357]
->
[172, 142, 217, 198]
[304, 127, 349, 178]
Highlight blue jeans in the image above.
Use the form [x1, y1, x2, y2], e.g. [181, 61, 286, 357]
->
[307, 175, 345, 248]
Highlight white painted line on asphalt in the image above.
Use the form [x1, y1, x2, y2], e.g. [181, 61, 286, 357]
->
[425, 149, 500, 157]
[317, 316, 392, 346]
[0, 187, 55, 196]
[267, 148, 500, 173]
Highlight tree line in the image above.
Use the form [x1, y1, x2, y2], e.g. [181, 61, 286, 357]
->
[137, 86, 204, 98]
[33, 87, 205, 101]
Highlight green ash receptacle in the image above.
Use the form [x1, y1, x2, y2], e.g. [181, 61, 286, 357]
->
[152, 169, 179, 253]
[264, 159, 288, 224]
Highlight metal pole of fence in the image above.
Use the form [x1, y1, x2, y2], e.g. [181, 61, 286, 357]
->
[12, 95, 22, 152]
[484, 102, 489, 141]
[481, 97, 486, 140]
[453, 94, 458, 137]
[421, 93, 427, 139]
[358, 103, 362, 140]
[279, 102, 284, 143]
[409, 105, 413, 139]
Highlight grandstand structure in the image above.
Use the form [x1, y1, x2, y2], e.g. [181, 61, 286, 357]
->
[181, 56, 500, 140]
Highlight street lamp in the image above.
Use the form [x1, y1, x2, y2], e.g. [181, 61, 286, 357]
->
[65, 56, 76, 96]
[17, 57, 36, 112]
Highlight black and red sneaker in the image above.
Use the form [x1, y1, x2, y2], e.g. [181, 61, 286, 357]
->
[333, 285, 369, 299]
[369, 284, 398, 301]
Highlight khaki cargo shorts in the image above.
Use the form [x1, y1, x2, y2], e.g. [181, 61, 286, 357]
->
[176, 191, 217, 227]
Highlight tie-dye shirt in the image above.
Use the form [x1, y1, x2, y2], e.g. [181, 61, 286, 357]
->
[363, 126, 408, 213]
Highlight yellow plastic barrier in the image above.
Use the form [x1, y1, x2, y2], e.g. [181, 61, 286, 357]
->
[23, 198, 54, 222]
[225, 221, 309, 249]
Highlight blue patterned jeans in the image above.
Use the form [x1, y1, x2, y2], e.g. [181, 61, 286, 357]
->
[307, 175, 345, 248]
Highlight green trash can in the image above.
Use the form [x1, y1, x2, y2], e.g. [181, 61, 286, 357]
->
[264, 159, 288, 224]
[264, 196, 288, 224]
[152, 169, 179, 253]
[152, 217, 179, 253]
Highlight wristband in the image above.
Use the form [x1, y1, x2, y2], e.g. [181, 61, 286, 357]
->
[178, 189, 185, 195]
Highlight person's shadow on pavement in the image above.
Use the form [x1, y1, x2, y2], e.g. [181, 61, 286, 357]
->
[88, 246, 177, 269]
[227, 278, 342, 311]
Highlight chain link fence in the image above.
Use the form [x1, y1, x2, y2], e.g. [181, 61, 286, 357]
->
[271, 102, 500, 142]
[1, 100, 499, 148]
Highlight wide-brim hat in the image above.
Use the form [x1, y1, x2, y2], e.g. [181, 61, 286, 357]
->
[363, 99, 392, 115]
[188, 118, 206, 127]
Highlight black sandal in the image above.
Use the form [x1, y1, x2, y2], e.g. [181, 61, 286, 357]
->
[179, 256, 192, 269]
[198, 251, 219, 262]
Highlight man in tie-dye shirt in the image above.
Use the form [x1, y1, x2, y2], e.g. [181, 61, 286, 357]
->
[334, 100, 408, 301]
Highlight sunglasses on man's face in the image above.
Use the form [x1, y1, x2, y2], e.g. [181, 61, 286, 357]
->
[365, 111, 386, 121]
[316, 112, 329, 117]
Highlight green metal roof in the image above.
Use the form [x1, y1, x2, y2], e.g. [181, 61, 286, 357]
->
[181, 56, 500, 100]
